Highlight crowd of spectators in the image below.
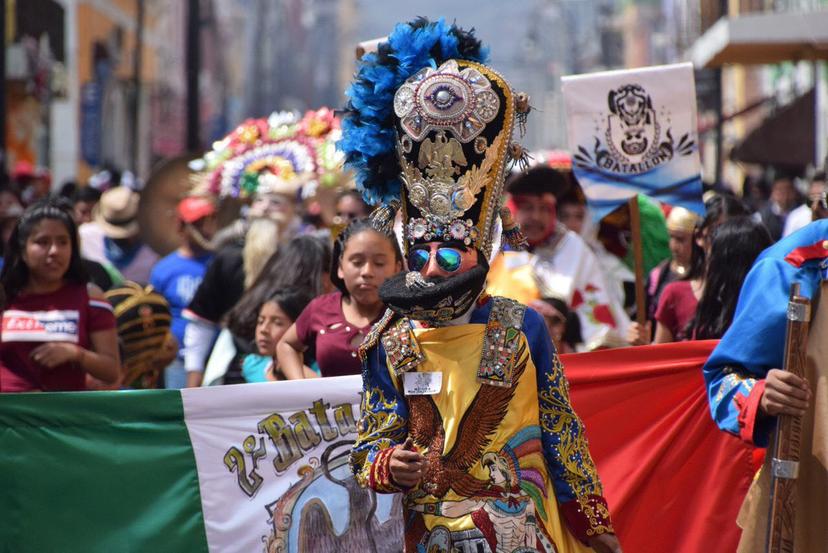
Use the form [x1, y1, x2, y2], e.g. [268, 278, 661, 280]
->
[0, 153, 825, 393]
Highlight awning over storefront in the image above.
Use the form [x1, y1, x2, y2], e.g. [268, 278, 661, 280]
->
[690, 11, 828, 68]
[730, 88, 815, 170]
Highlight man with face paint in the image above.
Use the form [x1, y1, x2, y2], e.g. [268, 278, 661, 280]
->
[492, 166, 630, 351]
[343, 19, 621, 553]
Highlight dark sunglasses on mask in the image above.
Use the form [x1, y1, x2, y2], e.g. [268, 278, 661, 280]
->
[408, 247, 463, 273]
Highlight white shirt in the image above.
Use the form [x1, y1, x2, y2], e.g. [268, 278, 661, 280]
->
[782, 204, 813, 237]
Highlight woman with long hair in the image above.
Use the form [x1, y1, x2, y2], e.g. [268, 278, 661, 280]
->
[0, 199, 120, 391]
[226, 234, 331, 342]
[198, 235, 332, 386]
[651, 196, 752, 343]
[689, 217, 772, 340]
[630, 193, 751, 344]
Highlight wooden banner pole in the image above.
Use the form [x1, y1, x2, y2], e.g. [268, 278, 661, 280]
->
[628, 195, 647, 328]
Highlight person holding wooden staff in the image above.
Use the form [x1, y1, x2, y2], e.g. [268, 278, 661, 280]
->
[703, 218, 828, 552]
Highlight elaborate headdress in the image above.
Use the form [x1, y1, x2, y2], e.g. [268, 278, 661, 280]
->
[191, 108, 345, 200]
[339, 18, 530, 260]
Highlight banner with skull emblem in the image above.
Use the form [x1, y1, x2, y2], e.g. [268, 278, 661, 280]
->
[562, 62, 704, 221]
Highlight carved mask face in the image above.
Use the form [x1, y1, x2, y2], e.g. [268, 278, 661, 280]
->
[621, 127, 649, 156]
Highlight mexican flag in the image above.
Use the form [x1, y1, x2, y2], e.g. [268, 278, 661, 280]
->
[0, 341, 755, 553]
[0, 378, 377, 553]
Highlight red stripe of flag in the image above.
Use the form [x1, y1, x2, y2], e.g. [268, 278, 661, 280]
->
[562, 340, 756, 553]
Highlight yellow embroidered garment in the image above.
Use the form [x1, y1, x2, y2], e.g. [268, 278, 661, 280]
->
[351, 296, 613, 553]
[403, 323, 594, 552]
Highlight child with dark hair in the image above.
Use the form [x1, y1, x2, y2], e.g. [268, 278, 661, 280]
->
[242, 288, 315, 382]
[70, 185, 102, 226]
[0, 198, 121, 391]
[193, 234, 331, 387]
[277, 217, 402, 378]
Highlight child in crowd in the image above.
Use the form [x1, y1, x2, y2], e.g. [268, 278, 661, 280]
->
[193, 235, 331, 387]
[277, 217, 402, 378]
[531, 296, 580, 354]
[242, 289, 316, 382]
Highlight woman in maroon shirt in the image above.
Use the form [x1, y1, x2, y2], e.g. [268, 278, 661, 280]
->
[278, 218, 402, 378]
[654, 216, 772, 343]
[0, 199, 120, 391]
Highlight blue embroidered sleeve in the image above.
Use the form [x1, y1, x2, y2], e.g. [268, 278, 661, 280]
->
[524, 308, 612, 540]
[350, 341, 409, 493]
[703, 255, 821, 447]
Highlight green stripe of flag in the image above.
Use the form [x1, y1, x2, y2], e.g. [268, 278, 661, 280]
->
[0, 390, 209, 553]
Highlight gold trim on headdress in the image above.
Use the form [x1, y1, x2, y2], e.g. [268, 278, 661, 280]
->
[394, 60, 517, 258]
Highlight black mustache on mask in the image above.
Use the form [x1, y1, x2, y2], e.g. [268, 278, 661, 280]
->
[379, 258, 489, 324]
[422, 275, 447, 286]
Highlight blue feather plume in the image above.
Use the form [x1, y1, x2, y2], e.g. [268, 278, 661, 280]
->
[337, 18, 489, 206]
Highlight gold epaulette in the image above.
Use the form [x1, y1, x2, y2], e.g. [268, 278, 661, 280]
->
[477, 296, 527, 388]
[381, 317, 426, 375]
[358, 309, 396, 362]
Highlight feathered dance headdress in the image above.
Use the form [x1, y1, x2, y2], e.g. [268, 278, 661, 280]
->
[191, 108, 345, 199]
[339, 18, 530, 259]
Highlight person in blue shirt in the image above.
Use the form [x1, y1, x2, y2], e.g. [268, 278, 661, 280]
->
[149, 196, 217, 388]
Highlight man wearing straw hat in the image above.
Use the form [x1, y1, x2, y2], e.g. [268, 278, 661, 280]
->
[79, 186, 159, 284]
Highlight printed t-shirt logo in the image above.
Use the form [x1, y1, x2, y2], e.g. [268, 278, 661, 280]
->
[2, 310, 81, 343]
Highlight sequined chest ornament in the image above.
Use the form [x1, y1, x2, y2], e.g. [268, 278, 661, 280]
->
[375, 297, 526, 388]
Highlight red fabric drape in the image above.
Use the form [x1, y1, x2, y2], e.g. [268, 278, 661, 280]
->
[562, 340, 757, 553]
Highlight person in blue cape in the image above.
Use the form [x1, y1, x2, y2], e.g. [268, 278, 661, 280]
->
[703, 219, 827, 447]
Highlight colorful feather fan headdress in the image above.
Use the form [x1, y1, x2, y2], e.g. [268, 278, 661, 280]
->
[190, 108, 345, 200]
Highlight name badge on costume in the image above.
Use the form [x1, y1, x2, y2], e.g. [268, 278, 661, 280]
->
[404, 371, 443, 395]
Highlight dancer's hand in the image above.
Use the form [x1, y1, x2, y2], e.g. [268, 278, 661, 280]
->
[761, 369, 810, 417]
[389, 437, 424, 488]
[588, 533, 622, 553]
